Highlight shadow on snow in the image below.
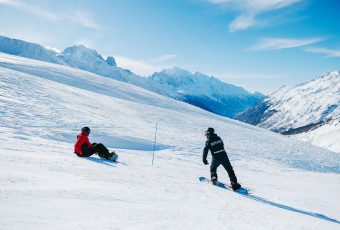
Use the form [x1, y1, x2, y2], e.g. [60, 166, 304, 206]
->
[52, 131, 171, 152]
[200, 177, 340, 224]
[243, 193, 340, 224]
[82, 156, 128, 166]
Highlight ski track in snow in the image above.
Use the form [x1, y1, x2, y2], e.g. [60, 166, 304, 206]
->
[1, 52, 340, 230]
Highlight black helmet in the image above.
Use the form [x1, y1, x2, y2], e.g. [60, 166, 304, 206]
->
[205, 127, 214, 135]
[81, 127, 90, 134]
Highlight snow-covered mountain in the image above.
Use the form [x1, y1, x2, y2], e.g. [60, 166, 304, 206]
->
[237, 71, 340, 153]
[0, 35, 66, 65]
[0, 35, 162, 93]
[1, 52, 340, 230]
[59, 44, 117, 69]
[150, 67, 264, 117]
[57, 44, 164, 94]
[0, 35, 263, 118]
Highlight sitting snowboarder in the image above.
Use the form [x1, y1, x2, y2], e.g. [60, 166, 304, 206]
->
[202, 127, 241, 190]
[74, 127, 118, 161]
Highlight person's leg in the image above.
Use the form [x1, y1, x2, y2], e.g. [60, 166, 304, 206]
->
[81, 148, 96, 157]
[220, 154, 238, 185]
[91, 143, 110, 158]
[210, 158, 221, 183]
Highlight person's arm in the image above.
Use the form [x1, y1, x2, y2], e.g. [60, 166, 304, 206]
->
[202, 140, 210, 164]
[75, 135, 85, 154]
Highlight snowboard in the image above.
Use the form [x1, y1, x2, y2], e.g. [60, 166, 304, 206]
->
[109, 153, 118, 162]
[199, 177, 250, 194]
[98, 152, 118, 162]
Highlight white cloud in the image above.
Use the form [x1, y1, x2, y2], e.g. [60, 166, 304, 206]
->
[114, 54, 178, 76]
[229, 14, 256, 32]
[243, 0, 303, 11]
[45, 46, 61, 53]
[68, 10, 101, 29]
[305, 47, 340, 58]
[206, 0, 303, 11]
[114, 56, 171, 77]
[250, 37, 324, 50]
[206, 0, 232, 3]
[75, 38, 95, 48]
[204, 0, 305, 32]
[213, 71, 282, 94]
[0, 0, 59, 21]
[214, 72, 281, 79]
[151, 54, 178, 62]
[0, 0, 101, 29]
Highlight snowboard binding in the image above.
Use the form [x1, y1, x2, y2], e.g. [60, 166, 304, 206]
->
[108, 151, 118, 162]
[98, 151, 118, 162]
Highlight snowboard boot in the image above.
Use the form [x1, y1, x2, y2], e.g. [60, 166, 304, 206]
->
[108, 151, 118, 162]
[231, 182, 241, 191]
[211, 176, 218, 185]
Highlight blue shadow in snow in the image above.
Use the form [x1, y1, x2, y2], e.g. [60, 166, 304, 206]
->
[92, 134, 171, 151]
[82, 156, 128, 167]
[242, 193, 340, 224]
[48, 131, 172, 152]
[200, 177, 340, 224]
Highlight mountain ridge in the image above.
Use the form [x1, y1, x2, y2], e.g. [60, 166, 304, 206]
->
[150, 66, 264, 117]
[237, 70, 340, 153]
[0, 34, 263, 118]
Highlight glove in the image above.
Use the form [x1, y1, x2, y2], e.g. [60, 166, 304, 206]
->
[203, 159, 209, 165]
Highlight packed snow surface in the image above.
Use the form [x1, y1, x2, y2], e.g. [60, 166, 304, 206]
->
[294, 117, 340, 154]
[0, 53, 340, 230]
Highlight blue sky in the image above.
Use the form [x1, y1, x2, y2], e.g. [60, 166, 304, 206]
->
[0, 0, 339, 94]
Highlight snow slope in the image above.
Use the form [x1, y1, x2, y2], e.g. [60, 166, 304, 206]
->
[0, 35, 263, 118]
[237, 71, 340, 153]
[0, 35, 66, 65]
[0, 35, 166, 96]
[294, 117, 340, 154]
[1, 52, 340, 230]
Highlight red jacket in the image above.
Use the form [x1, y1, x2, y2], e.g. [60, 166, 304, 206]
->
[74, 132, 91, 155]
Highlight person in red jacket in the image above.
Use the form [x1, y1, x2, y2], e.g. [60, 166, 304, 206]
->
[74, 127, 117, 161]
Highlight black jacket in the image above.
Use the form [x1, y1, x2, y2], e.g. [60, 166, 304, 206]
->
[203, 134, 226, 162]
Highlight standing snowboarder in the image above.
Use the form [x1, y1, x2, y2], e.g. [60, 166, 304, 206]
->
[202, 127, 241, 190]
[74, 127, 118, 161]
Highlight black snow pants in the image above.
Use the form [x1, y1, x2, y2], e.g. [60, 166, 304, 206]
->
[210, 153, 238, 184]
[81, 143, 110, 158]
